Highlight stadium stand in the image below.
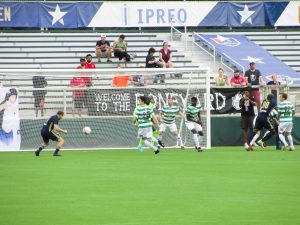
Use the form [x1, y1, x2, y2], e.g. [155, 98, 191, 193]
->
[246, 32, 300, 73]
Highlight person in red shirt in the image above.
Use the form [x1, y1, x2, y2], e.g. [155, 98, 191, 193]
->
[77, 57, 86, 69]
[230, 70, 247, 87]
[70, 75, 86, 117]
[84, 54, 95, 87]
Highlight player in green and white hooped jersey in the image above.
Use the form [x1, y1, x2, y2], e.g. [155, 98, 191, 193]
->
[185, 97, 204, 152]
[158, 96, 185, 148]
[133, 95, 160, 154]
[277, 93, 295, 151]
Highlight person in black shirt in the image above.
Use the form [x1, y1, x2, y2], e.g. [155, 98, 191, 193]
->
[145, 48, 163, 83]
[32, 76, 47, 117]
[239, 90, 257, 149]
[248, 94, 276, 151]
[244, 62, 265, 112]
[95, 34, 112, 62]
[267, 74, 281, 102]
[35, 111, 67, 156]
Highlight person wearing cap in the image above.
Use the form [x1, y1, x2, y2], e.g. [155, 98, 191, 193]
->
[230, 70, 247, 87]
[245, 62, 265, 112]
[95, 34, 112, 63]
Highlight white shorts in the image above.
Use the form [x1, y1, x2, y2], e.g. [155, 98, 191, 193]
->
[278, 122, 293, 133]
[185, 121, 203, 132]
[137, 127, 152, 139]
[160, 123, 178, 133]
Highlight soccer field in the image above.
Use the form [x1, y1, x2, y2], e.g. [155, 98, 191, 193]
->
[0, 147, 300, 225]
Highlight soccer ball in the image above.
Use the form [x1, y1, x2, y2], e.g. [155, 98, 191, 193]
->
[83, 126, 91, 135]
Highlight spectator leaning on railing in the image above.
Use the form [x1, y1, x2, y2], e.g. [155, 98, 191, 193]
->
[267, 74, 281, 100]
[215, 68, 229, 86]
[244, 62, 265, 112]
[95, 34, 112, 63]
[230, 70, 247, 87]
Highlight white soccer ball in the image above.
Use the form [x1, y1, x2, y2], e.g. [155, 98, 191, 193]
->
[83, 126, 91, 135]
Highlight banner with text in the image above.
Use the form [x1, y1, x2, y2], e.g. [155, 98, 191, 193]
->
[0, 2, 298, 28]
[85, 87, 247, 116]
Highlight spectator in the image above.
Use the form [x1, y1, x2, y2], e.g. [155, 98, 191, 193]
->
[239, 90, 257, 150]
[146, 48, 164, 84]
[245, 62, 265, 112]
[95, 34, 112, 63]
[267, 74, 281, 99]
[84, 54, 95, 87]
[77, 57, 86, 69]
[159, 41, 173, 69]
[146, 48, 163, 68]
[214, 68, 229, 86]
[230, 70, 247, 87]
[70, 74, 86, 117]
[113, 34, 131, 68]
[32, 76, 47, 117]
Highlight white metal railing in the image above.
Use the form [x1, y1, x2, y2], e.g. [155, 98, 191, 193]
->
[192, 33, 216, 68]
[170, 17, 188, 51]
[221, 53, 245, 75]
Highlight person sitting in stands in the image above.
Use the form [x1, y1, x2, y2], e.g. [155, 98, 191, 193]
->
[113, 34, 131, 68]
[95, 34, 112, 63]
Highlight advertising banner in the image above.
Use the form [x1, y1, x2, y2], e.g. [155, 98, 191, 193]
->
[85, 87, 248, 116]
[0, 2, 296, 28]
[0, 87, 21, 151]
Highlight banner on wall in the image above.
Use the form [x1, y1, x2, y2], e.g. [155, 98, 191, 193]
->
[0, 87, 21, 151]
[84, 87, 247, 116]
[0, 1, 297, 28]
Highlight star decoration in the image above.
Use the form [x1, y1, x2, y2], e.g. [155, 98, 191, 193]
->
[242, 56, 265, 64]
[48, 4, 67, 26]
[237, 5, 255, 24]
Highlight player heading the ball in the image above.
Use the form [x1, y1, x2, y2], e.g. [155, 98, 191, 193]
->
[35, 111, 67, 157]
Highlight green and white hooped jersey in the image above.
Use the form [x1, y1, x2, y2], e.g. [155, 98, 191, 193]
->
[270, 109, 278, 117]
[278, 100, 294, 122]
[134, 105, 154, 128]
[160, 105, 180, 124]
[186, 104, 202, 122]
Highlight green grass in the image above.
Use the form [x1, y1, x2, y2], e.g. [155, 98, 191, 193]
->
[1, 147, 300, 225]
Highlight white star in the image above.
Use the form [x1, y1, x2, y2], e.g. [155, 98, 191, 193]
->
[242, 56, 264, 64]
[48, 5, 67, 25]
[237, 5, 255, 24]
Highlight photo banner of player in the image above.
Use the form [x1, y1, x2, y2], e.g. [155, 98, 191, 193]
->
[85, 87, 247, 116]
[0, 87, 21, 151]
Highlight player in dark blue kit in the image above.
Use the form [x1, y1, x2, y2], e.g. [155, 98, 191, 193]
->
[247, 94, 276, 151]
[35, 111, 67, 156]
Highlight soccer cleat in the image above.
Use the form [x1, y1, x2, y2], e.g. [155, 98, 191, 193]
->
[138, 146, 143, 152]
[53, 153, 61, 157]
[180, 145, 185, 149]
[283, 145, 290, 151]
[197, 147, 203, 152]
[154, 146, 160, 154]
[289, 147, 295, 151]
[244, 142, 249, 150]
[257, 140, 266, 149]
[247, 144, 253, 151]
[158, 140, 165, 147]
[35, 149, 40, 156]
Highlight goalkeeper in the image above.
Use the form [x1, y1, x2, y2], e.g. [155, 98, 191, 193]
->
[133, 96, 161, 154]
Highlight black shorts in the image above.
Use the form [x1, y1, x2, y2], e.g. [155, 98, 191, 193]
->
[114, 51, 130, 61]
[41, 129, 59, 143]
[254, 115, 273, 131]
[74, 98, 84, 108]
[241, 116, 254, 130]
